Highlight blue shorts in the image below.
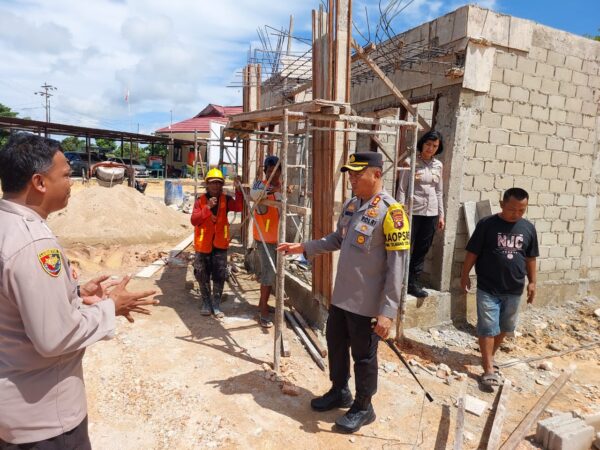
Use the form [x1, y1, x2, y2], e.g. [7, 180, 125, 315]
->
[476, 289, 522, 337]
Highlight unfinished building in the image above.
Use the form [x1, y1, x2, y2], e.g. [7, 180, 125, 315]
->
[231, 4, 600, 331]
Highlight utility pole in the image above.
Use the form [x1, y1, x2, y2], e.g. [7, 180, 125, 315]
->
[35, 82, 57, 123]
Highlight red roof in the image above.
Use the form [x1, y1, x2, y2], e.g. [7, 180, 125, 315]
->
[155, 104, 242, 133]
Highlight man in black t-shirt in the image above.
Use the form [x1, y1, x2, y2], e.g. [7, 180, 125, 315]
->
[460, 188, 539, 388]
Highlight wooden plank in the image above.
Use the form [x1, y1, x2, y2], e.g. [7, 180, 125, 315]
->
[258, 199, 311, 216]
[486, 380, 512, 450]
[454, 380, 467, 450]
[284, 310, 326, 370]
[291, 309, 328, 357]
[499, 366, 575, 450]
[285, 81, 312, 99]
[135, 233, 194, 278]
[350, 41, 376, 63]
[228, 99, 349, 126]
[351, 40, 430, 131]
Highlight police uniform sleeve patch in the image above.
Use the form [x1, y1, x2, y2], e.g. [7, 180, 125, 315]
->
[383, 204, 410, 251]
[38, 249, 63, 277]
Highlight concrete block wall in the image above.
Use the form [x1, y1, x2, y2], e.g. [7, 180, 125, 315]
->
[456, 22, 600, 304]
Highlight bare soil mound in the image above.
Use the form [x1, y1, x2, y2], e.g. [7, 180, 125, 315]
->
[48, 184, 192, 246]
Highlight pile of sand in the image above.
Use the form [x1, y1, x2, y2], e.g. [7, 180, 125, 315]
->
[48, 184, 192, 246]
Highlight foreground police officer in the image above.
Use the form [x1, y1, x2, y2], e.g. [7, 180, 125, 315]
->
[278, 152, 409, 434]
[0, 134, 158, 449]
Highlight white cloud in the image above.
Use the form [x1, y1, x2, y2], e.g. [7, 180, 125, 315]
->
[0, 0, 498, 134]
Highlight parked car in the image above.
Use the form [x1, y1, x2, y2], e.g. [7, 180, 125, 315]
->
[64, 152, 105, 177]
[107, 157, 149, 178]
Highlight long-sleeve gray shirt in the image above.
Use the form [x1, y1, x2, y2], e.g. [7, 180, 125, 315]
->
[396, 156, 444, 218]
[0, 200, 116, 444]
[303, 191, 409, 319]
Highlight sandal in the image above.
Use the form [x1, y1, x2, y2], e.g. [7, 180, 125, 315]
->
[259, 316, 273, 328]
[480, 372, 502, 387]
[493, 364, 503, 377]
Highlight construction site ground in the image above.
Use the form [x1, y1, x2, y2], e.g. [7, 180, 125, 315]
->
[48, 181, 600, 448]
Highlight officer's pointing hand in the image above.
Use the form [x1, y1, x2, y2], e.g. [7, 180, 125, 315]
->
[276, 242, 304, 254]
[108, 275, 158, 320]
[374, 315, 392, 339]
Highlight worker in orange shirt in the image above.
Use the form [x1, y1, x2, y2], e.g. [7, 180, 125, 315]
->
[191, 168, 242, 317]
[250, 156, 281, 328]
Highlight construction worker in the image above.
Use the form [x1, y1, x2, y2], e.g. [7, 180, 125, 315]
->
[191, 168, 242, 317]
[250, 155, 281, 328]
[0, 134, 158, 449]
[278, 152, 409, 434]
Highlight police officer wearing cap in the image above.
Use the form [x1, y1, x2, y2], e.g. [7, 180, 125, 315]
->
[278, 152, 409, 434]
[0, 134, 157, 449]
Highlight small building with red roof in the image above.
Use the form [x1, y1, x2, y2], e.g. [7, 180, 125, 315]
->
[155, 104, 242, 174]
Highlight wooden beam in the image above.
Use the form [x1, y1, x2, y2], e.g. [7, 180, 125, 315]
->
[499, 366, 575, 450]
[228, 99, 350, 126]
[350, 42, 376, 63]
[351, 39, 430, 131]
[486, 380, 512, 450]
[285, 81, 312, 99]
[454, 381, 467, 450]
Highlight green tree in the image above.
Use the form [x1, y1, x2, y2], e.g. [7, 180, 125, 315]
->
[584, 29, 600, 41]
[61, 136, 84, 152]
[0, 103, 19, 148]
[95, 138, 117, 152]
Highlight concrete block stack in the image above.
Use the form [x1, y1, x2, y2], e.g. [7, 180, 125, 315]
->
[536, 411, 600, 450]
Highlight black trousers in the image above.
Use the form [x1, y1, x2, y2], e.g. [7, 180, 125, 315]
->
[409, 215, 438, 280]
[193, 249, 228, 300]
[326, 305, 380, 397]
[0, 416, 91, 450]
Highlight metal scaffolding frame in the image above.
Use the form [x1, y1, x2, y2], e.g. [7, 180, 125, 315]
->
[227, 102, 420, 371]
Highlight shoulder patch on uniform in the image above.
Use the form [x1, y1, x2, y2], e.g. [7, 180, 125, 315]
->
[383, 203, 410, 251]
[38, 249, 63, 277]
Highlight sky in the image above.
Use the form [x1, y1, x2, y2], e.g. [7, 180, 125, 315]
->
[0, 0, 598, 136]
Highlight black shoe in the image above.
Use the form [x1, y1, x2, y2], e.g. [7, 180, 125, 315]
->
[200, 299, 212, 316]
[334, 402, 376, 433]
[408, 283, 428, 298]
[310, 386, 353, 412]
[212, 295, 224, 318]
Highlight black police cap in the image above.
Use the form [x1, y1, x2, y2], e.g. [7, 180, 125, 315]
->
[340, 152, 383, 172]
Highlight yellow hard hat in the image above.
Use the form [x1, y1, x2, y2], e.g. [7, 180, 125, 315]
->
[205, 168, 224, 183]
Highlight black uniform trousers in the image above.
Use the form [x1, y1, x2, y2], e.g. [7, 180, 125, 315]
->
[193, 248, 228, 300]
[0, 416, 91, 450]
[326, 305, 381, 397]
[409, 215, 438, 280]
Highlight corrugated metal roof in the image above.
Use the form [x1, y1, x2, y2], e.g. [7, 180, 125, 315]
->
[155, 104, 242, 133]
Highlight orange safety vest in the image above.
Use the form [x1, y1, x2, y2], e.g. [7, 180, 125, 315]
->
[194, 194, 230, 253]
[253, 185, 279, 244]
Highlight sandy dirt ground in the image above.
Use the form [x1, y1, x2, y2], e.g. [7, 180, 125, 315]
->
[54, 180, 599, 449]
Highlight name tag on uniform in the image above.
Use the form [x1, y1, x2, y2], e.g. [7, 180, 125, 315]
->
[360, 215, 377, 226]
